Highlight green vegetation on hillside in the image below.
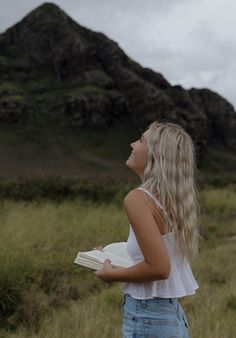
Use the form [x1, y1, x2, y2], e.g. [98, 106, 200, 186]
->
[0, 118, 236, 183]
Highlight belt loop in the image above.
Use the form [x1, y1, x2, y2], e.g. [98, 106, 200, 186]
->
[141, 300, 147, 308]
[169, 298, 177, 308]
[174, 298, 178, 309]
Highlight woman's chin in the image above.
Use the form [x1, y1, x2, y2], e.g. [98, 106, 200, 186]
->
[125, 157, 132, 167]
[125, 158, 135, 170]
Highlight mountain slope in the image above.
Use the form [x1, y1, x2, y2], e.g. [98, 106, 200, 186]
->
[0, 2, 235, 180]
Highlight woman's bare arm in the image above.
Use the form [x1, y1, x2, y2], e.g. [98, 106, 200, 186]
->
[101, 189, 171, 283]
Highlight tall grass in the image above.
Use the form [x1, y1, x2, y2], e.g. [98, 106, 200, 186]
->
[0, 198, 128, 333]
[0, 186, 236, 337]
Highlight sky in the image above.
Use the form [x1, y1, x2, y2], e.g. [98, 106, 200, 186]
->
[0, 0, 235, 109]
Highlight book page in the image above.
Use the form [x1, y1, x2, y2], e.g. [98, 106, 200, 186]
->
[100, 242, 133, 267]
[103, 242, 131, 261]
[76, 257, 103, 270]
[79, 249, 108, 261]
[74, 242, 134, 269]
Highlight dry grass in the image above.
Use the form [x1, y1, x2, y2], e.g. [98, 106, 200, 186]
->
[0, 186, 236, 338]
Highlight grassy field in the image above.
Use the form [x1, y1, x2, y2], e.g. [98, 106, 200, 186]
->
[0, 186, 236, 338]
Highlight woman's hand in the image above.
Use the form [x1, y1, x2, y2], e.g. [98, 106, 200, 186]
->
[93, 246, 103, 251]
[94, 259, 115, 283]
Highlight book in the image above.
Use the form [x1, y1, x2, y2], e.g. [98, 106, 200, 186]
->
[74, 242, 134, 271]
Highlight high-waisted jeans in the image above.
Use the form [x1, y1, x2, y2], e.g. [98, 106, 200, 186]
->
[121, 293, 190, 338]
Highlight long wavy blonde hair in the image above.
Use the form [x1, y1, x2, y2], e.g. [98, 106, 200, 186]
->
[140, 121, 202, 262]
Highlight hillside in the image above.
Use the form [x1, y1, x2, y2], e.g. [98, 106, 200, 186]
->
[0, 2, 235, 180]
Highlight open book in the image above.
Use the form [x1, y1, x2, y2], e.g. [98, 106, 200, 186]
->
[74, 242, 133, 271]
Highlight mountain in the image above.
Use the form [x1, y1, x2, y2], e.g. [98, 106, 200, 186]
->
[0, 2, 235, 180]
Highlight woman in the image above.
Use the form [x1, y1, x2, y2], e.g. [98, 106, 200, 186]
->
[94, 121, 201, 338]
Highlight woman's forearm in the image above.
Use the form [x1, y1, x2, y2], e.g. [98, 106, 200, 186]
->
[108, 261, 169, 283]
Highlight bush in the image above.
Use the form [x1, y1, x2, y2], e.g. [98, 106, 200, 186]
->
[0, 176, 134, 203]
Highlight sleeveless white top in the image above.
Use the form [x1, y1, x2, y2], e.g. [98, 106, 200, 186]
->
[123, 187, 199, 299]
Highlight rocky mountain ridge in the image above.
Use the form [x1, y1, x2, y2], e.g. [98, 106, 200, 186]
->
[0, 2, 235, 152]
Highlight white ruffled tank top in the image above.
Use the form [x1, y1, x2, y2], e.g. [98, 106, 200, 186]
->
[123, 187, 199, 299]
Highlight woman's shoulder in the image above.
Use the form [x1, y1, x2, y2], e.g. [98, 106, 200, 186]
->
[123, 189, 154, 221]
[124, 188, 166, 235]
[123, 188, 165, 233]
[123, 188, 144, 205]
[123, 188, 159, 211]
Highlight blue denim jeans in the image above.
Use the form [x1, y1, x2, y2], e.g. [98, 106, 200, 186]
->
[121, 293, 190, 338]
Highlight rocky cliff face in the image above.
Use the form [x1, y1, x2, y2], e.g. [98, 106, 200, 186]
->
[0, 2, 235, 151]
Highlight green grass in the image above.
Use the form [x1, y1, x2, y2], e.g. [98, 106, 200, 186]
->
[198, 145, 236, 173]
[0, 82, 23, 96]
[199, 187, 236, 240]
[0, 198, 128, 333]
[0, 186, 236, 337]
[0, 95, 26, 104]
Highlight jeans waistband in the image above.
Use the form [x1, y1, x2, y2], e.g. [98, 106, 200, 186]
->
[124, 293, 179, 311]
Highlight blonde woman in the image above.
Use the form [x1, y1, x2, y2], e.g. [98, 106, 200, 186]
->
[95, 121, 200, 338]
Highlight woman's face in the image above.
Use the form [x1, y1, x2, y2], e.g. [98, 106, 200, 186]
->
[126, 129, 149, 179]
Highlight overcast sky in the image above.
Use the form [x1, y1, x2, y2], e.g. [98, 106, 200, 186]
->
[1, 0, 235, 109]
